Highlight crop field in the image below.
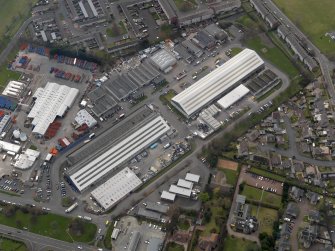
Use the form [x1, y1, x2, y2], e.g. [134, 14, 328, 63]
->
[273, 0, 335, 58]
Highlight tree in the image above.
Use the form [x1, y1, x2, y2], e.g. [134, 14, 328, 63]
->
[239, 182, 246, 193]
[199, 192, 210, 203]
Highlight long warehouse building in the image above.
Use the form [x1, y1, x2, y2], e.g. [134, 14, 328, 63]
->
[171, 49, 264, 118]
[66, 106, 170, 192]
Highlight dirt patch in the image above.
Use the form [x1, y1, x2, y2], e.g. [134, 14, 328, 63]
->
[217, 159, 238, 171]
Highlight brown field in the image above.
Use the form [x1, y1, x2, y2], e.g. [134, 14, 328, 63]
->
[217, 159, 238, 171]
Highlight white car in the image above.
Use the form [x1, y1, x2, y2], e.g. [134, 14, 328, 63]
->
[77, 246, 83, 250]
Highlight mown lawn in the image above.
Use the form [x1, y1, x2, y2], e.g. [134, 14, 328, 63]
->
[241, 184, 282, 208]
[166, 242, 184, 251]
[251, 205, 278, 235]
[221, 169, 238, 186]
[0, 236, 28, 251]
[245, 36, 299, 78]
[0, 67, 21, 92]
[223, 236, 259, 251]
[273, 0, 335, 58]
[0, 209, 96, 243]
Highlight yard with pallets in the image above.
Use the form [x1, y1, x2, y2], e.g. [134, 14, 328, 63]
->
[273, 0, 335, 59]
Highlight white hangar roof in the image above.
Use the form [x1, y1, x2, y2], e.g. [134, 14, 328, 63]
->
[171, 49, 264, 117]
[28, 82, 79, 135]
[216, 84, 250, 109]
[91, 167, 142, 210]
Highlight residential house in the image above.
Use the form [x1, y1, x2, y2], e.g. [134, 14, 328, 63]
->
[290, 187, 304, 202]
[306, 191, 319, 205]
[285, 202, 300, 219]
[308, 210, 321, 224]
[299, 224, 319, 249]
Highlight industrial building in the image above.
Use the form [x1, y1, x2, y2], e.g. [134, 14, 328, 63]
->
[0, 115, 11, 134]
[217, 84, 250, 109]
[91, 167, 142, 210]
[161, 191, 176, 202]
[169, 185, 192, 198]
[128, 231, 141, 251]
[66, 106, 170, 192]
[177, 179, 194, 189]
[2, 81, 26, 99]
[0, 140, 21, 154]
[88, 61, 161, 116]
[74, 109, 97, 128]
[150, 49, 177, 73]
[171, 49, 264, 118]
[28, 82, 79, 136]
[14, 149, 40, 170]
[185, 173, 200, 183]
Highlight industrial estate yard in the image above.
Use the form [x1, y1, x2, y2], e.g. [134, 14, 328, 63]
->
[0, 0, 334, 251]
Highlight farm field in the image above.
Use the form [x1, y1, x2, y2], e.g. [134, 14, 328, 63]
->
[273, 0, 335, 58]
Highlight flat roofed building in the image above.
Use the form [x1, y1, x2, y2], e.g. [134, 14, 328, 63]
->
[137, 208, 161, 221]
[91, 167, 142, 210]
[146, 202, 169, 214]
[177, 179, 194, 189]
[0, 140, 21, 153]
[150, 49, 177, 73]
[74, 109, 97, 128]
[128, 231, 140, 251]
[217, 84, 250, 109]
[161, 191, 176, 202]
[171, 49, 264, 117]
[185, 173, 200, 183]
[67, 106, 170, 192]
[28, 82, 79, 136]
[169, 185, 192, 198]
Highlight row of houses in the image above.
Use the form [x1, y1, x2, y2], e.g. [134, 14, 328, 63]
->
[250, 0, 318, 71]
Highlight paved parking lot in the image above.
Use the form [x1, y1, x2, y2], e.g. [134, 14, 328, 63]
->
[0, 176, 25, 195]
[242, 170, 283, 195]
[113, 216, 165, 251]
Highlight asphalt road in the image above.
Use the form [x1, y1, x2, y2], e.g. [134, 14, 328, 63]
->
[0, 224, 105, 251]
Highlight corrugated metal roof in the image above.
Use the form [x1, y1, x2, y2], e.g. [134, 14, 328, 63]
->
[171, 49, 264, 117]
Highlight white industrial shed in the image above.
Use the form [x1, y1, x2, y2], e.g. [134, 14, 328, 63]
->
[150, 49, 177, 73]
[169, 185, 192, 198]
[68, 114, 170, 192]
[28, 82, 79, 136]
[216, 84, 250, 109]
[2, 81, 26, 98]
[0, 140, 21, 153]
[185, 173, 200, 183]
[171, 49, 264, 117]
[177, 179, 193, 189]
[74, 109, 97, 128]
[91, 167, 142, 210]
[161, 191, 176, 202]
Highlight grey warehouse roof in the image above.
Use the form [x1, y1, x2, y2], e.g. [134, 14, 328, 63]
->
[91, 167, 142, 210]
[150, 49, 177, 72]
[67, 106, 170, 192]
[171, 49, 264, 117]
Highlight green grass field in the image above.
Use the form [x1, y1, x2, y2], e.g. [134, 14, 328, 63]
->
[177, 219, 190, 231]
[220, 169, 238, 186]
[0, 209, 96, 243]
[241, 185, 282, 208]
[251, 205, 278, 235]
[0, 66, 21, 91]
[273, 0, 335, 58]
[0, 236, 28, 251]
[166, 242, 184, 251]
[245, 36, 299, 78]
[223, 236, 259, 251]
